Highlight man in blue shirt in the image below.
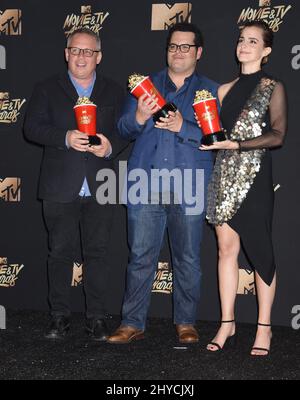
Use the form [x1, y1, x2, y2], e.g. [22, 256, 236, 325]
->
[108, 23, 219, 344]
[24, 28, 126, 341]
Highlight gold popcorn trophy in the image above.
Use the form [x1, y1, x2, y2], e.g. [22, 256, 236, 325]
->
[129, 73, 177, 122]
[193, 90, 226, 145]
[73, 97, 100, 146]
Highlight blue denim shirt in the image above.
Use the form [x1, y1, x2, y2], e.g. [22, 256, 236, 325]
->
[118, 68, 219, 211]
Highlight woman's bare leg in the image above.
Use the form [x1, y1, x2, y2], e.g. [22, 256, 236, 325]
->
[251, 272, 276, 355]
[207, 223, 240, 351]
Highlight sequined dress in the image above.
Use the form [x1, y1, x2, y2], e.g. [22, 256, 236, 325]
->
[212, 70, 287, 285]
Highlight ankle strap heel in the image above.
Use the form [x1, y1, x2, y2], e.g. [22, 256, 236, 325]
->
[257, 322, 271, 327]
[207, 320, 236, 352]
[251, 322, 272, 356]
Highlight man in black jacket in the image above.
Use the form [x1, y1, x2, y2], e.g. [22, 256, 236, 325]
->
[24, 28, 126, 341]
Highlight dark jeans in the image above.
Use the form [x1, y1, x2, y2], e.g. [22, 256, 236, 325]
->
[43, 197, 113, 319]
[121, 203, 205, 330]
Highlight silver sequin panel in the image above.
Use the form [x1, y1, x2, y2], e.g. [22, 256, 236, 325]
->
[206, 78, 276, 226]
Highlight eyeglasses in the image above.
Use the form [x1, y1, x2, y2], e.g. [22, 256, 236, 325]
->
[67, 47, 101, 57]
[167, 43, 197, 53]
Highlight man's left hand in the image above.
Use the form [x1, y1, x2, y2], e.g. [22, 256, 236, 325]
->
[87, 134, 112, 158]
[154, 111, 183, 133]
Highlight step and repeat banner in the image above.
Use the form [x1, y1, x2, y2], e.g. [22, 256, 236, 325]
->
[0, 0, 299, 326]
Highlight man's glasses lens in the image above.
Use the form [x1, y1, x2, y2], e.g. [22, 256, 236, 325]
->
[168, 44, 196, 53]
[68, 47, 98, 57]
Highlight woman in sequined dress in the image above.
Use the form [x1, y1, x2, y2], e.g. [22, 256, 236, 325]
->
[200, 21, 288, 356]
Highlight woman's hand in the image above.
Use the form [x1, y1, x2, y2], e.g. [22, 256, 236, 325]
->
[199, 139, 239, 151]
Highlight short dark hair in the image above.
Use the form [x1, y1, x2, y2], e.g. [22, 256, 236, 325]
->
[241, 20, 273, 48]
[67, 27, 101, 50]
[166, 22, 204, 48]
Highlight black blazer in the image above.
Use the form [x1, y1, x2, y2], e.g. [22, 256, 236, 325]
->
[24, 72, 127, 202]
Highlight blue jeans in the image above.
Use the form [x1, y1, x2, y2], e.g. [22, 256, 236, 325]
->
[121, 203, 205, 330]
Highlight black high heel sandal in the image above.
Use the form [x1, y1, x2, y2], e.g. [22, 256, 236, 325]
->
[207, 320, 236, 352]
[251, 322, 272, 356]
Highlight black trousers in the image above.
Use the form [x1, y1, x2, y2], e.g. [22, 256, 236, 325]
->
[43, 197, 114, 319]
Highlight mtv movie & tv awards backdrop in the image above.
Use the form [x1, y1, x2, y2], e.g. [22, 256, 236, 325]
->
[0, 0, 299, 327]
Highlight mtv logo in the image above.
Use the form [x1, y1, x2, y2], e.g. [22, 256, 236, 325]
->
[72, 262, 83, 286]
[0, 258, 8, 266]
[0, 92, 9, 100]
[0, 178, 21, 202]
[158, 261, 170, 271]
[151, 3, 192, 31]
[237, 268, 256, 295]
[0, 9, 22, 35]
[0, 92, 9, 110]
[81, 5, 92, 14]
[0, 45, 6, 69]
[152, 260, 173, 293]
[259, 0, 271, 6]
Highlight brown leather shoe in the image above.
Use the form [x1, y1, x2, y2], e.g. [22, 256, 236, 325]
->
[107, 325, 144, 344]
[176, 324, 199, 343]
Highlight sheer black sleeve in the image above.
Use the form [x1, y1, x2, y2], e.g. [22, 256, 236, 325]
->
[239, 81, 288, 150]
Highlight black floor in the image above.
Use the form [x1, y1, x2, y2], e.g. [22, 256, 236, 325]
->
[0, 310, 299, 380]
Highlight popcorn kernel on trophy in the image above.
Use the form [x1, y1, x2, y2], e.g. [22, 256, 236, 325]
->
[128, 73, 177, 122]
[193, 90, 226, 145]
[73, 97, 101, 146]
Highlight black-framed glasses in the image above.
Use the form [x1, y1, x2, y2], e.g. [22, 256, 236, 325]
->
[167, 43, 197, 53]
[67, 47, 101, 57]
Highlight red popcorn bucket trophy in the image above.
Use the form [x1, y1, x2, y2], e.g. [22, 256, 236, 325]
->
[129, 73, 177, 122]
[193, 90, 226, 145]
[74, 97, 101, 146]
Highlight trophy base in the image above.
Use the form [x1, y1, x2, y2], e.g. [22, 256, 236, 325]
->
[88, 135, 101, 146]
[201, 131, 226, 146]
[153, 102, 177, 122]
